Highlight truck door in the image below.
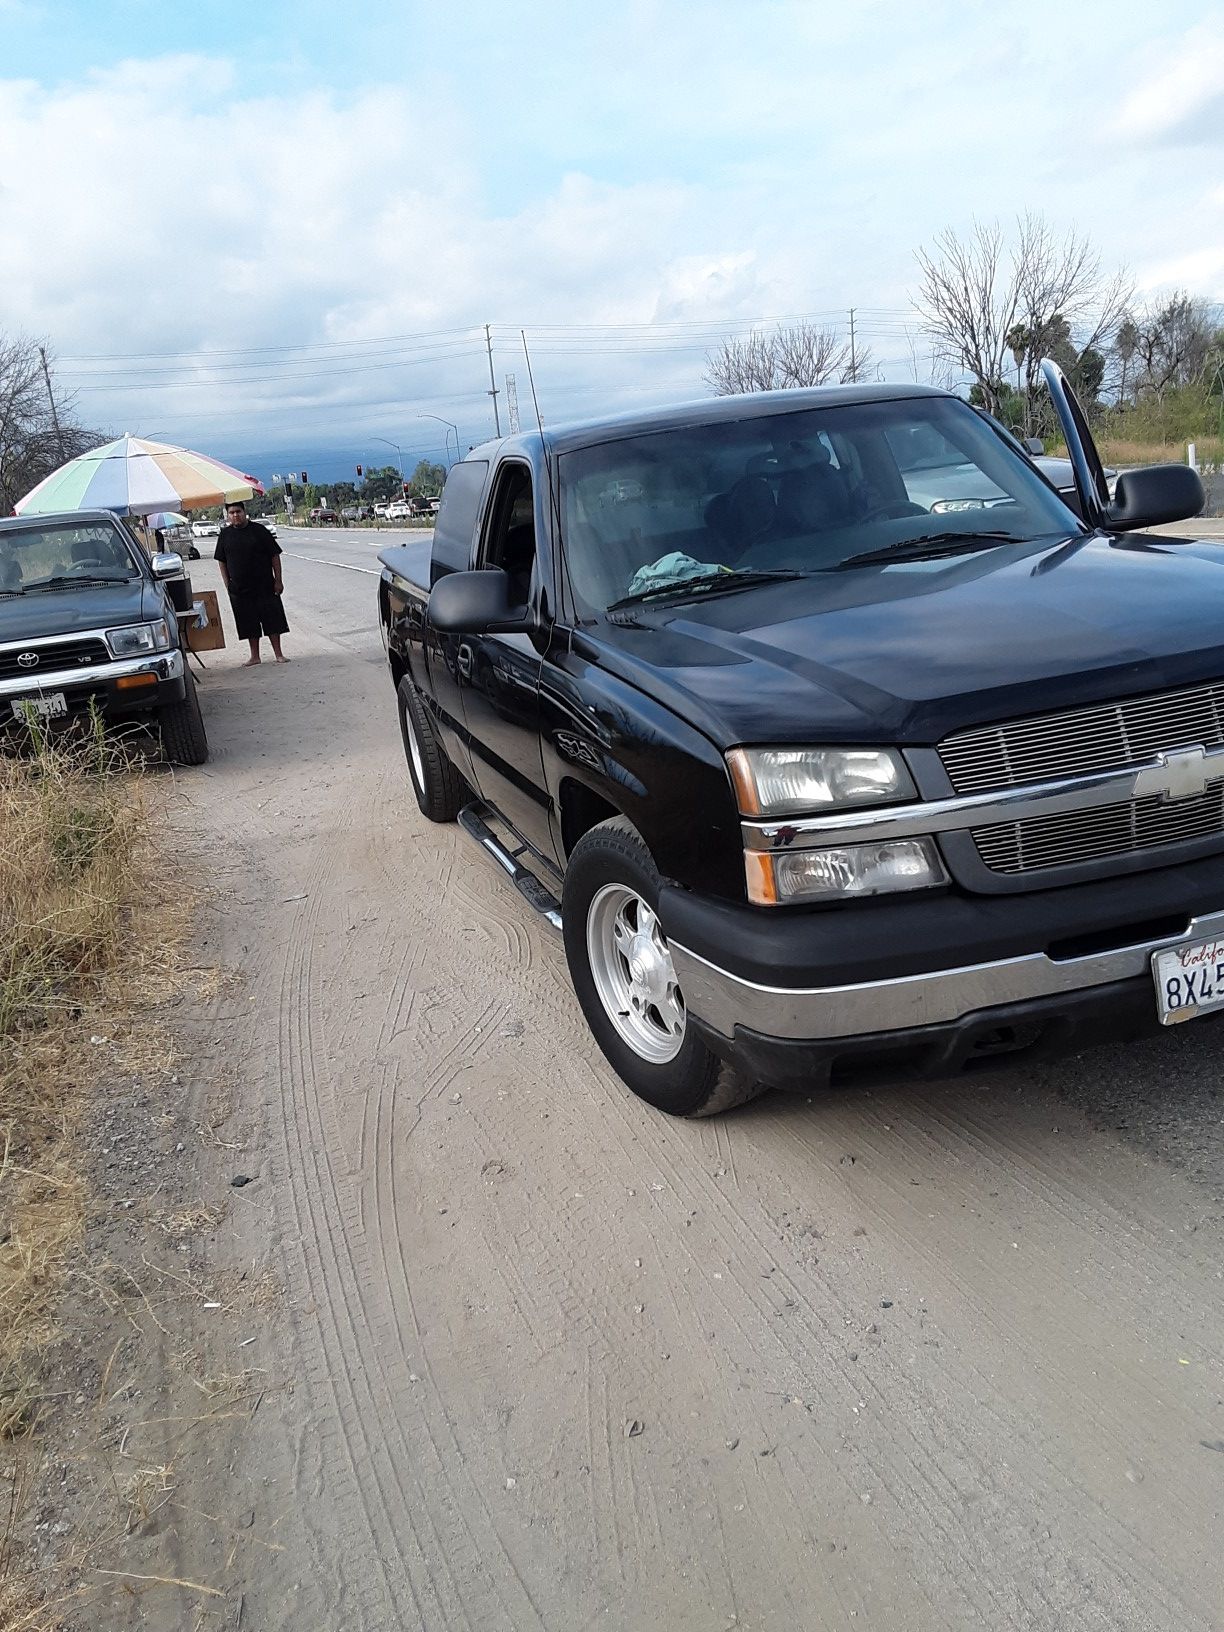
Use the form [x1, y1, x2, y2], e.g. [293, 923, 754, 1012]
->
[459, 460, 554, 861]
[423, 459, 489, 787]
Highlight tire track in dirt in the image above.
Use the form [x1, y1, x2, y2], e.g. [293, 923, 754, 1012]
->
[189, 563, 1224, 1632]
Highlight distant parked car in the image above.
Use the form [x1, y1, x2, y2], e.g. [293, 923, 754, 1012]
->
[385, 501, 412, 521]
[342, 505, 376, 522]
[191, 518, 220, 538]
[373, 503, 390, 517]
[309, 507, 340, 525]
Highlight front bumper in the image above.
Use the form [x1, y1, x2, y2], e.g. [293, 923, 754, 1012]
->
[0, 648, 185, 720]
[662, 851, 1224, 1086]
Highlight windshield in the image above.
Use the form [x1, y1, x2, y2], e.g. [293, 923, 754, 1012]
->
[0, 520, 140, 593]
[558, 396, 1080, 614]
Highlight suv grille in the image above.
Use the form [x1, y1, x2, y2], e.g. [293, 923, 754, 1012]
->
[0, 638, 111, 681]
[973, 780, 1224, 874]
[939, 679, 1224, 876]
[939, 679, 1224, 795]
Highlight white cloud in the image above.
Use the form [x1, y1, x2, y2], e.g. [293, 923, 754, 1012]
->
[1112, 23, 1224, 143]
[1, 6, 1223, 465]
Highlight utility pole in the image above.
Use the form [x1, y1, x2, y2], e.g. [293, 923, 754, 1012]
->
[485, 323, 502, 435]
[848, 310, 858, 383]
[39, 346, 66, 460]
[505, 373, 520, 433]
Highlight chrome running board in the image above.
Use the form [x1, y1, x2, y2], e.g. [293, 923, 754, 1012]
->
[457, 802, 563, 931]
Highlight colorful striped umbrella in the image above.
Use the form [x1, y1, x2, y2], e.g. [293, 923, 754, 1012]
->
[15, 435, 264, 517]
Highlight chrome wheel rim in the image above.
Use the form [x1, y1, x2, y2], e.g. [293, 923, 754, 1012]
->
[402, 701, 425, 790]
[586, 884, 686, 1063]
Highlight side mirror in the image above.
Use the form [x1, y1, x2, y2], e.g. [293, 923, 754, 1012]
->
[429, 568, 534, 635]
[1023, 436, 1045, 456]
[1106, 465, 1205, 533]
[151, 551, 184, 580]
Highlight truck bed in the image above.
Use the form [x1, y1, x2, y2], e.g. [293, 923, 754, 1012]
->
[377, 540, 431, 598]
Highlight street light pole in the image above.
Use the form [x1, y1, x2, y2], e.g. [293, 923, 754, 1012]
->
[372, 436, 404, 481]
[418, 413, 460, 467]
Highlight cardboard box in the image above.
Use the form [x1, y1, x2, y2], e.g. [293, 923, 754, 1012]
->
[185, 588, 226, 652]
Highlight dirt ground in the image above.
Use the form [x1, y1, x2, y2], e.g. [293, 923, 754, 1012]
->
[31, 533, 1224, 1631]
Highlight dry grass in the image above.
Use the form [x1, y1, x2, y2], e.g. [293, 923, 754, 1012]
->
[1098, 435, 1224, 471]
[0, 726, 166, 1626]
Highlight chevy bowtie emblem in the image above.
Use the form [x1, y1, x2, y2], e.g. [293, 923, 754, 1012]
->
[1132, 746, 1221, 803]
[16, 652, 38, 669]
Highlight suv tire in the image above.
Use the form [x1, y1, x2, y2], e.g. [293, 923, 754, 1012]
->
[563, 816, 761, 1117]
[159, 667, 209, 766]
[398, 676, 467, 822]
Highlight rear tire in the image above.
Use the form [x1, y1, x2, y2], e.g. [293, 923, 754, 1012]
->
[562, 816, 762, 1117]
[397, 676, 467, 822]
[159, 667, 209, 766]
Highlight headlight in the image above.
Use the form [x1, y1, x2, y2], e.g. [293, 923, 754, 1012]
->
[727, 746, 915, 817]
[106, 619, 173, 658]
[745, 838, 948, 905]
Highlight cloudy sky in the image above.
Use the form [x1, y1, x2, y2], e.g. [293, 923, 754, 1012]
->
[2, 0, 1222, 478]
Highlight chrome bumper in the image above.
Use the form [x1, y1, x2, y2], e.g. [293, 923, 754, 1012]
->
[0, 647, 183, 699]
[669, 905, 1224, 1041]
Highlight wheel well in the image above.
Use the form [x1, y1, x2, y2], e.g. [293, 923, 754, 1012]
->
[560, 779, 621, 858]
[388, 649, 408, 688]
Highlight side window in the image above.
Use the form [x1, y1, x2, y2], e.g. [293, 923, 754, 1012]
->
[478, 464, 537, 604]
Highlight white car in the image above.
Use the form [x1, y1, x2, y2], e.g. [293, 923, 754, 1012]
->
[385, 501, 412, 521]
[191, 518, 221, 537]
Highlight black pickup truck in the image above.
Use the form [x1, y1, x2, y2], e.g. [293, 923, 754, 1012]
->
[0, 509, 208, 764]
[378, 363, 1213, 1117]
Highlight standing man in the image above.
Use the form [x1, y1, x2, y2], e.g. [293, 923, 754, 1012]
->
[214, 501, 290, 667]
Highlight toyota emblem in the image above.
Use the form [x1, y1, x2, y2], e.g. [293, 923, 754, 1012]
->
[16, 652, 38, 669]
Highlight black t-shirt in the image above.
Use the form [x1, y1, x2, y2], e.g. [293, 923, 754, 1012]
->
[214, 522, 281, 595]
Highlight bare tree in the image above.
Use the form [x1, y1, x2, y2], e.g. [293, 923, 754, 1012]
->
[914, 214, 1131, 419]
[1124, 293, 1224, 400]
[914, 221, 1020, 415]
[704, 321, 861, 395]
[0, 335, 103, 514]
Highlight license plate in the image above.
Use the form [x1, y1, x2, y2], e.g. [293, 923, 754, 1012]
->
[11, 692, 68, 721]
[1152, 936, 1224, 1025]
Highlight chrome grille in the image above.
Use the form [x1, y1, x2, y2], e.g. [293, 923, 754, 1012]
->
[974, 778, 1224, 874]
[939, 679, 1224, 795]
[0, 637, 110, 680]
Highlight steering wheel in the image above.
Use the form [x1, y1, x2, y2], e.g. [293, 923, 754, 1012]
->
[858, 500, 929, 523]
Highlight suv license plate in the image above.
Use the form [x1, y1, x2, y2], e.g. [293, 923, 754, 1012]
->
[1152, 936, 1224, 1025]
[11, 692, 68, 721]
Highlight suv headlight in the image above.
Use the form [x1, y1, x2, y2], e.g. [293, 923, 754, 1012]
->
[727, 746, 915, 817]
[106, 619, 173, 658]
[745, 838, 948, 905]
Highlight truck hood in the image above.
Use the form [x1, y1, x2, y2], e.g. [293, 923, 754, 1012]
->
[586, 531, 1224, 747]
[0, 579, 157, 642]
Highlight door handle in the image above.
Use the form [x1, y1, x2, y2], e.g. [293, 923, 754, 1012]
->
[457, 642, 473, 681]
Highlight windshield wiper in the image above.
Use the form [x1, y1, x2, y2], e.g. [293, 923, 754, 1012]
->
[22, 573, 135, 590]
[607, 567, 804, 612]
[834, 531, 1019, 570]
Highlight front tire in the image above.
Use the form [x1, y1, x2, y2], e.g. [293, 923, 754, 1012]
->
[563, 816, 761, 1116]
[397, 676, 467, 821]
[159, 667, 209, 765]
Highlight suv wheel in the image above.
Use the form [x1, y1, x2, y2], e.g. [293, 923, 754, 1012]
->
[563, 816, 761, 1116]
[397, 676, 467, 821]
[159, 667, 209, 765]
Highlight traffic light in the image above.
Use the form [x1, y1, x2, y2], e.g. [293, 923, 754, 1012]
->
[402, 481, 411, 497]
[300, 471, 308, 484]
[356, 464, 363, 478]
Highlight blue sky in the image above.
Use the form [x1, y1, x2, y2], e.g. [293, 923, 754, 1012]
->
[3, 0, 1223, 479]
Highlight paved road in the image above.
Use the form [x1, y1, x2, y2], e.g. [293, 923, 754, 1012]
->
[174, 538, 1224, 1631]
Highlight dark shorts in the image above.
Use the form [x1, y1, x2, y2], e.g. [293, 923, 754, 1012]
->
[229, 592, 289, 642]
